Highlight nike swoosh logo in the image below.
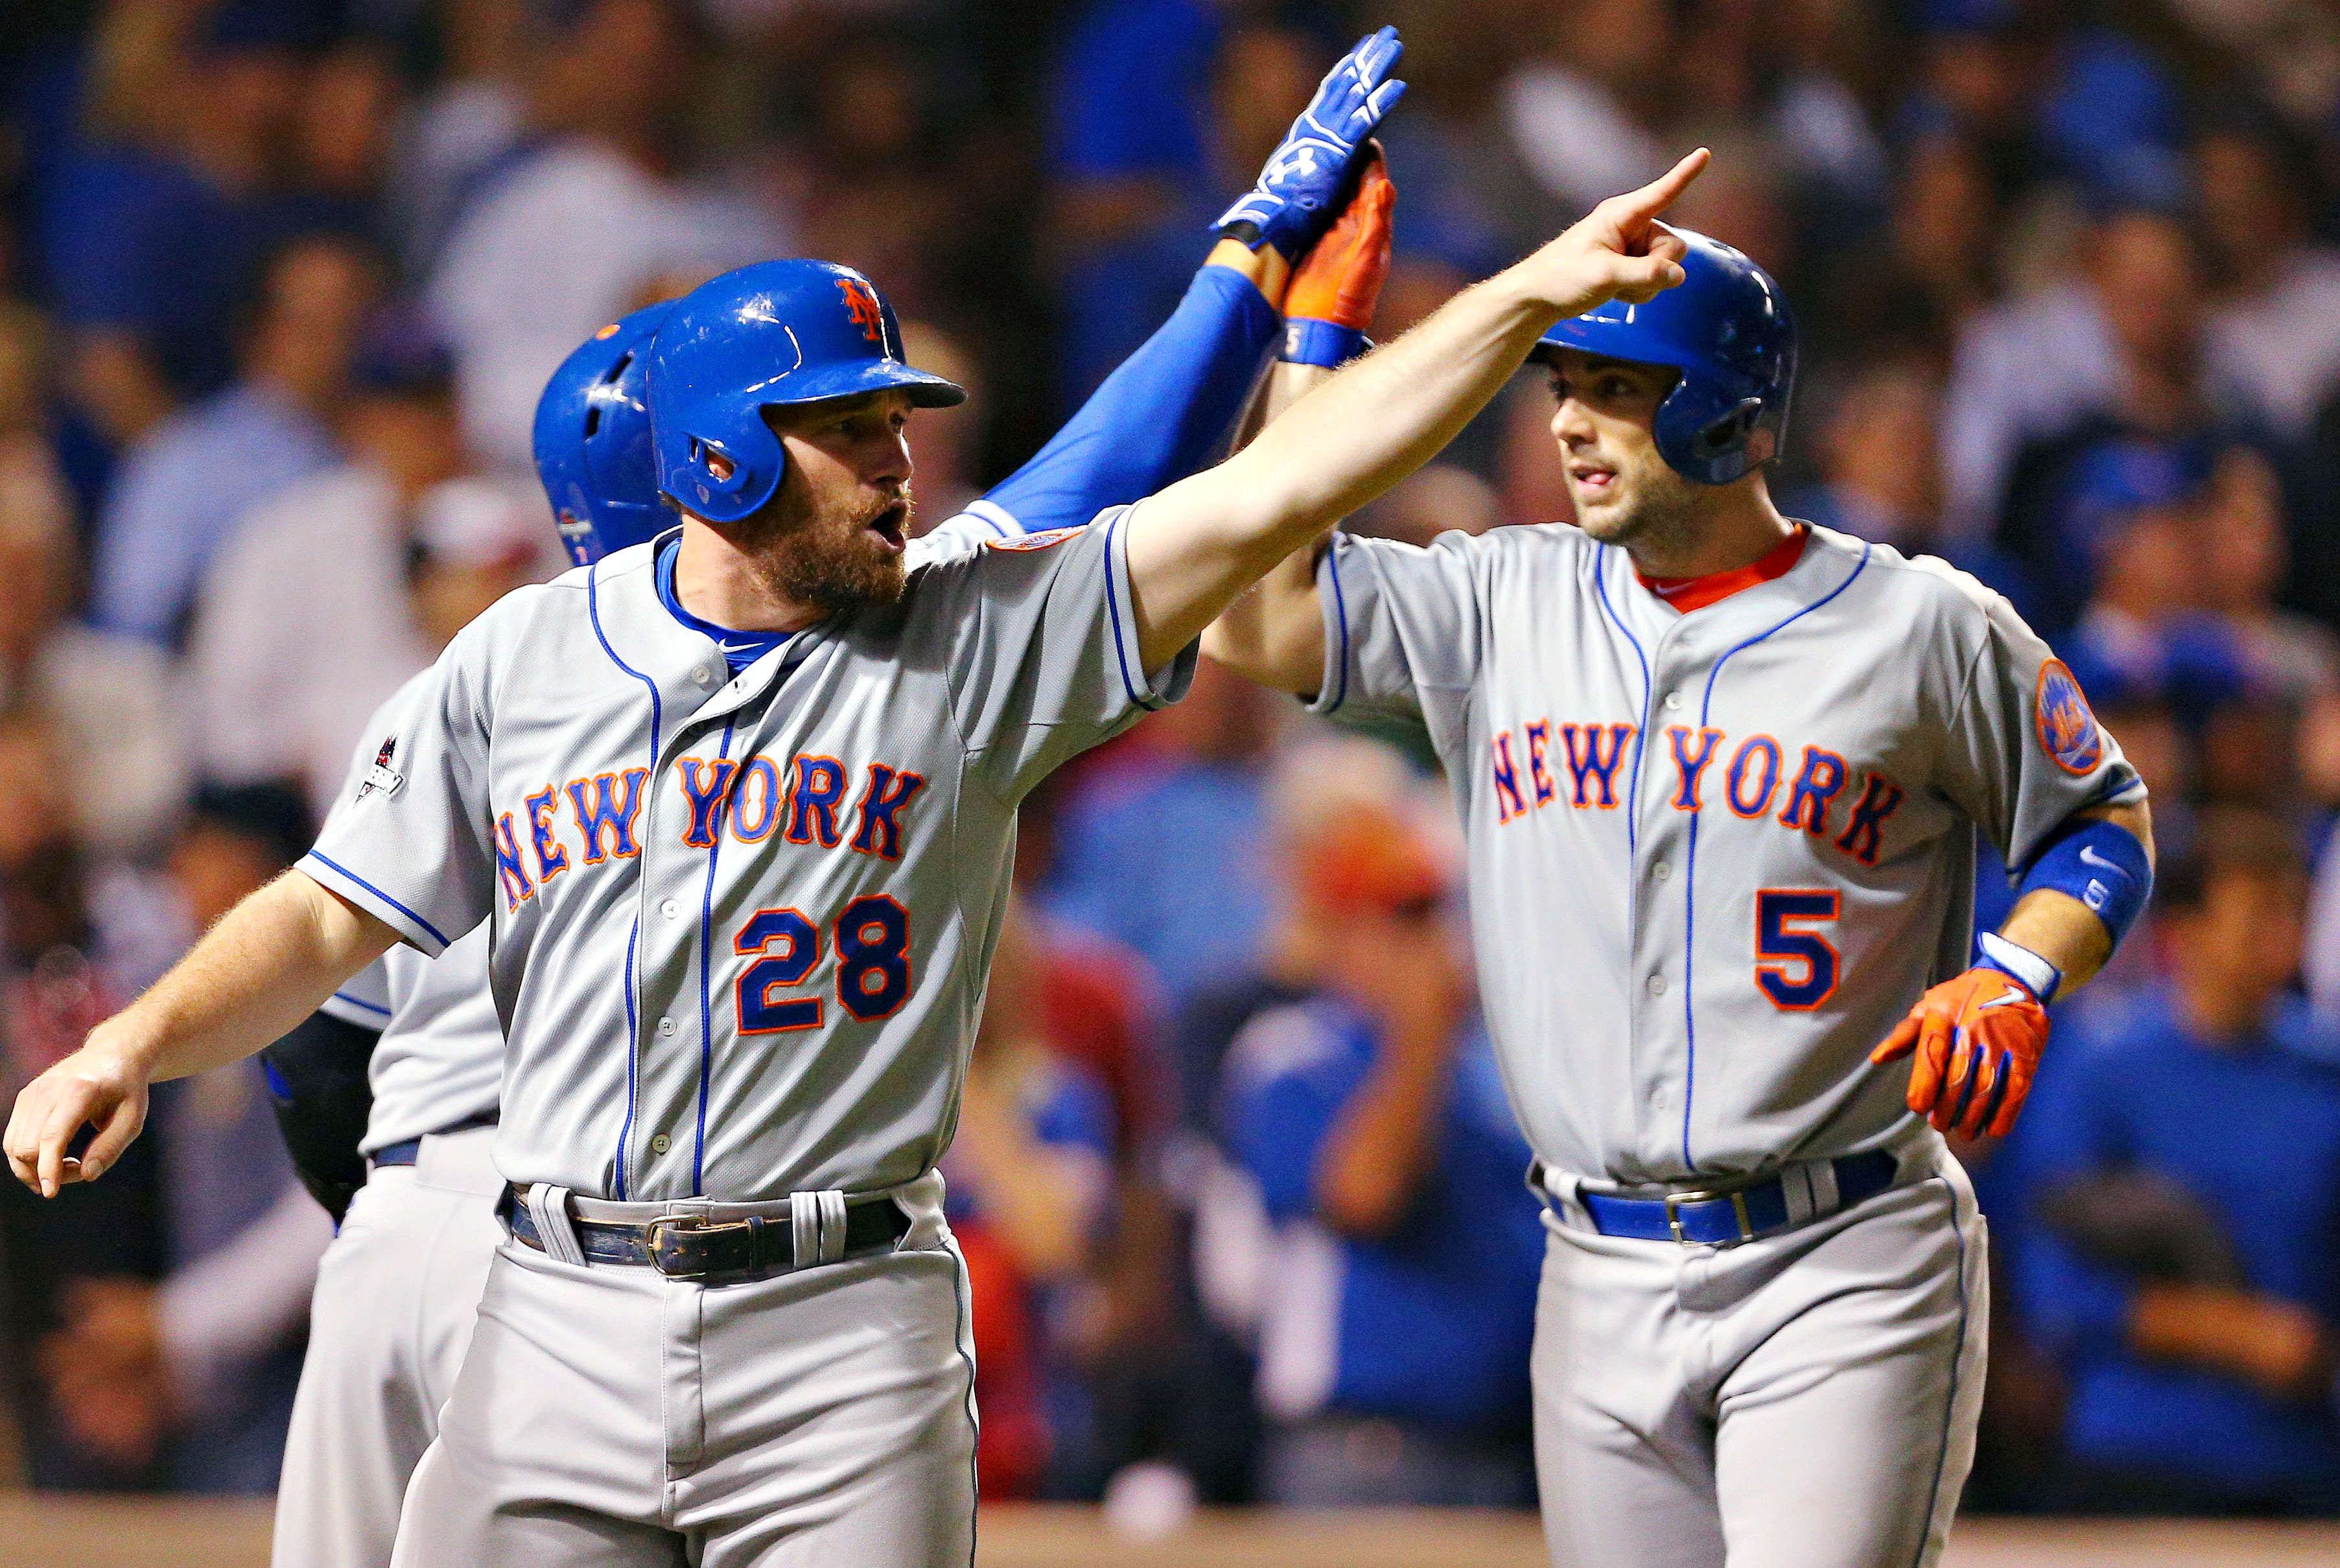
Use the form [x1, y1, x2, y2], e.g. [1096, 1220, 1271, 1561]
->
[2079, 846, 2120, 872]
[1976, 990, 2029, 1011]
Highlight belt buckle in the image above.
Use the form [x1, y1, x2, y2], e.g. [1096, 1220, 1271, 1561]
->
[1662, 1187, 1757, 1246]
[646, 1213, 767, 1278]
[644, 1214, 714, 1278]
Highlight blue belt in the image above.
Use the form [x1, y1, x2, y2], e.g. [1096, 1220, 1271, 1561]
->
[369, 1116, 498, 1170]
[1541, 1150, 1899, 1246]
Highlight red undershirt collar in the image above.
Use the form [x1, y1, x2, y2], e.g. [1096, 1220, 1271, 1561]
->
[1633, 525, 1809, 614]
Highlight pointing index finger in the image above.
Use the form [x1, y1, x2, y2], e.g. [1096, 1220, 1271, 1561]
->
[1618, 148, 1711, 228]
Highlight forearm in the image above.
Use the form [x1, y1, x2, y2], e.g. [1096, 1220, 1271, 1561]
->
[1998, 800, 2155, 994]
[979, 246, 1285, 536]
[1315, 1032, 1451, 1238]
[121, 872, 397, 1083]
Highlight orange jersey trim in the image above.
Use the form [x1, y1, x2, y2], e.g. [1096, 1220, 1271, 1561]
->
[1635, 525, 1809, 614]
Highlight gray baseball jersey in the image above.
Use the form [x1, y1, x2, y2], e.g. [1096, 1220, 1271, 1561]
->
[301, 511, 1189, 1202]
[1311, 521, 2141, 1186]
[311, 515, 1012, 1161]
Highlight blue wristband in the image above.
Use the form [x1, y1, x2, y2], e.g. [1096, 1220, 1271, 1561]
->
[2017, 817, 2153, 948]
[1282, 318, 1368, 368]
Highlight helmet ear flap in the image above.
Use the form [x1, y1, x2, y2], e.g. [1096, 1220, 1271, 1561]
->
[1694, 397, 1766, 460]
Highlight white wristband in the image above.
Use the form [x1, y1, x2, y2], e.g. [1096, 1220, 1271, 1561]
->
[1977, 930, 2061, 1004]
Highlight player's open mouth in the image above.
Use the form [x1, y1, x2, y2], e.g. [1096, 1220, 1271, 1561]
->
[1570, 461, 1617, 493]
[867, 502, 909, 552]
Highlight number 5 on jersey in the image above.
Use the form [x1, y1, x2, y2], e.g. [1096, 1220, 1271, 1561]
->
[1755, 889, 1840, 1010]
[736, 895, 913, 1033]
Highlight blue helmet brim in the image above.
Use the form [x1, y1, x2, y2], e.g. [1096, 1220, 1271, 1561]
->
[766, 357, 966, 412]
[1530, 314, 1703, 377]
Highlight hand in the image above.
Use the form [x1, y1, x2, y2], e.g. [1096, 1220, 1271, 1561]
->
[1213, 26, 1407, 261]
[1286, 141, 1396, 333]
[5, 1022, 154, 1197]
[1508, 149, 1709, 321]
[1871, 966, 2049, 1139]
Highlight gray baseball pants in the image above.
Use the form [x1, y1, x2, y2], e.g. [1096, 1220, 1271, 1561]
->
[1531, 1147, 1987, 1568]
[386, 1173, 976, 1567]
[274, 1124, 505, 1568]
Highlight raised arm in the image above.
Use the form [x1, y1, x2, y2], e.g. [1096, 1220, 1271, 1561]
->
[5, 871, 396, 1196]
[1124, 148, 1710, 671]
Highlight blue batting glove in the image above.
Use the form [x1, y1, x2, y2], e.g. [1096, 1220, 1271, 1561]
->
[1212, 25, 1406, 261]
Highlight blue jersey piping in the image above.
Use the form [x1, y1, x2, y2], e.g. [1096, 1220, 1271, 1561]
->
[690, 719, 738, 1197]
[587, 559, 666, 1200]
[305, 852, 451, 950]
[1680, 542, 1870, 1167]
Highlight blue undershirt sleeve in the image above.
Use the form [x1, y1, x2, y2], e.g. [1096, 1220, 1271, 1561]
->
[977, 264, 1280, 535]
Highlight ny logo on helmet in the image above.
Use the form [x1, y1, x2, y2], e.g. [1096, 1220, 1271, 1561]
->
[837, 279, 885, 345]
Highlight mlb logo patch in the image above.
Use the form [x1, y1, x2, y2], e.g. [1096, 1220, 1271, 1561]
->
[358, 735, 406, 800]
[2035, 659, 2103, 775]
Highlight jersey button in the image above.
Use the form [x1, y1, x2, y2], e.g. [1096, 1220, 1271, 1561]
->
[1653, 861, 1670, 882]
[651, 1134, 671, 1154]
[1663, 691, 1684, 711]
[661, 899, 680, 920]
[1646, 974, 1667, 996]
[692, 664, 715, 685]
[657, 1017, 678, 1037]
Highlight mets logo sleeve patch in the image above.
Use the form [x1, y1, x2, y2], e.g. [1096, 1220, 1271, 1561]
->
[2035, 659, 2103, 776]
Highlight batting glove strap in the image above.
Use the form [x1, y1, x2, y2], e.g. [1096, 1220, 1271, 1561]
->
[1281, 318, 1370, 368]
[1212, 27, 1405, 259]
[1975, 930, 2063, 1005]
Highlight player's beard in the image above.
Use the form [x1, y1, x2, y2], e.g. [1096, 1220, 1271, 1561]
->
[736, 481, 916, 613]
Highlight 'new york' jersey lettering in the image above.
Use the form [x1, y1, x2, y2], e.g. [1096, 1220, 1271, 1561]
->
[1311, 522, 2141, 1187]
[302, 511, 1192, 1202]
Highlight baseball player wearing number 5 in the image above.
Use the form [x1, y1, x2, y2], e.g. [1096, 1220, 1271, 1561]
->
[1208, 231, 2155, 1568]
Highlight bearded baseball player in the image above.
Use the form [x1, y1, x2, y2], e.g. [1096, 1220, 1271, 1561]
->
[1206, 229, 2156, 1567]
[252, 43, 1404, 1563]
[257, 106, 1346, 1567]
[6, 33, 1720, 1562]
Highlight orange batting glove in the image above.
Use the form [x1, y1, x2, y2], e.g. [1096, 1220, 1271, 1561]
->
[1869, 967, 2049, 1140]
[1284, 141, 1396, 353]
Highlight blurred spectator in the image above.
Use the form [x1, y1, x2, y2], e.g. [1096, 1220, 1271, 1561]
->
[1784, 360, 1945, 552]
[1208, 764, 1539, 1507]
[1499, 0, 1671, 220]
[1811, 134, 1999, 371]
[0, 421, 185, 859]
[1042, 658, 1279, 1024]
[2197, 121, 2340, 449]
[1942, 204, 2216, 550]
[39, 783, 332, 1495]
[188, 316, 548, 821]
[425, 0, 780, 468]
[384, 0, 528, 274]
[90, 231, 377, 648]
[40, 0, 333, 436]
[942, 896, 1119, 1498]
[0, 708, 168, 1488]
[2198, 448, 2339, 708]
[2007, 810, 2340, 1514]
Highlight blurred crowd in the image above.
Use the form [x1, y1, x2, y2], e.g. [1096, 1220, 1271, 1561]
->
[1, 0, 2339, 1522]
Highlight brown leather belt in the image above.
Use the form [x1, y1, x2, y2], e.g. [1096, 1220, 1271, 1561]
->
[504, 1186, 911, 1280]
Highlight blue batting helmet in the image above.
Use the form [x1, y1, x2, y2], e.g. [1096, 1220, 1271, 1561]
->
[1531, 226, 1795, 486]
[646, 259, 965, 526]
[533, 303, 674, 566]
